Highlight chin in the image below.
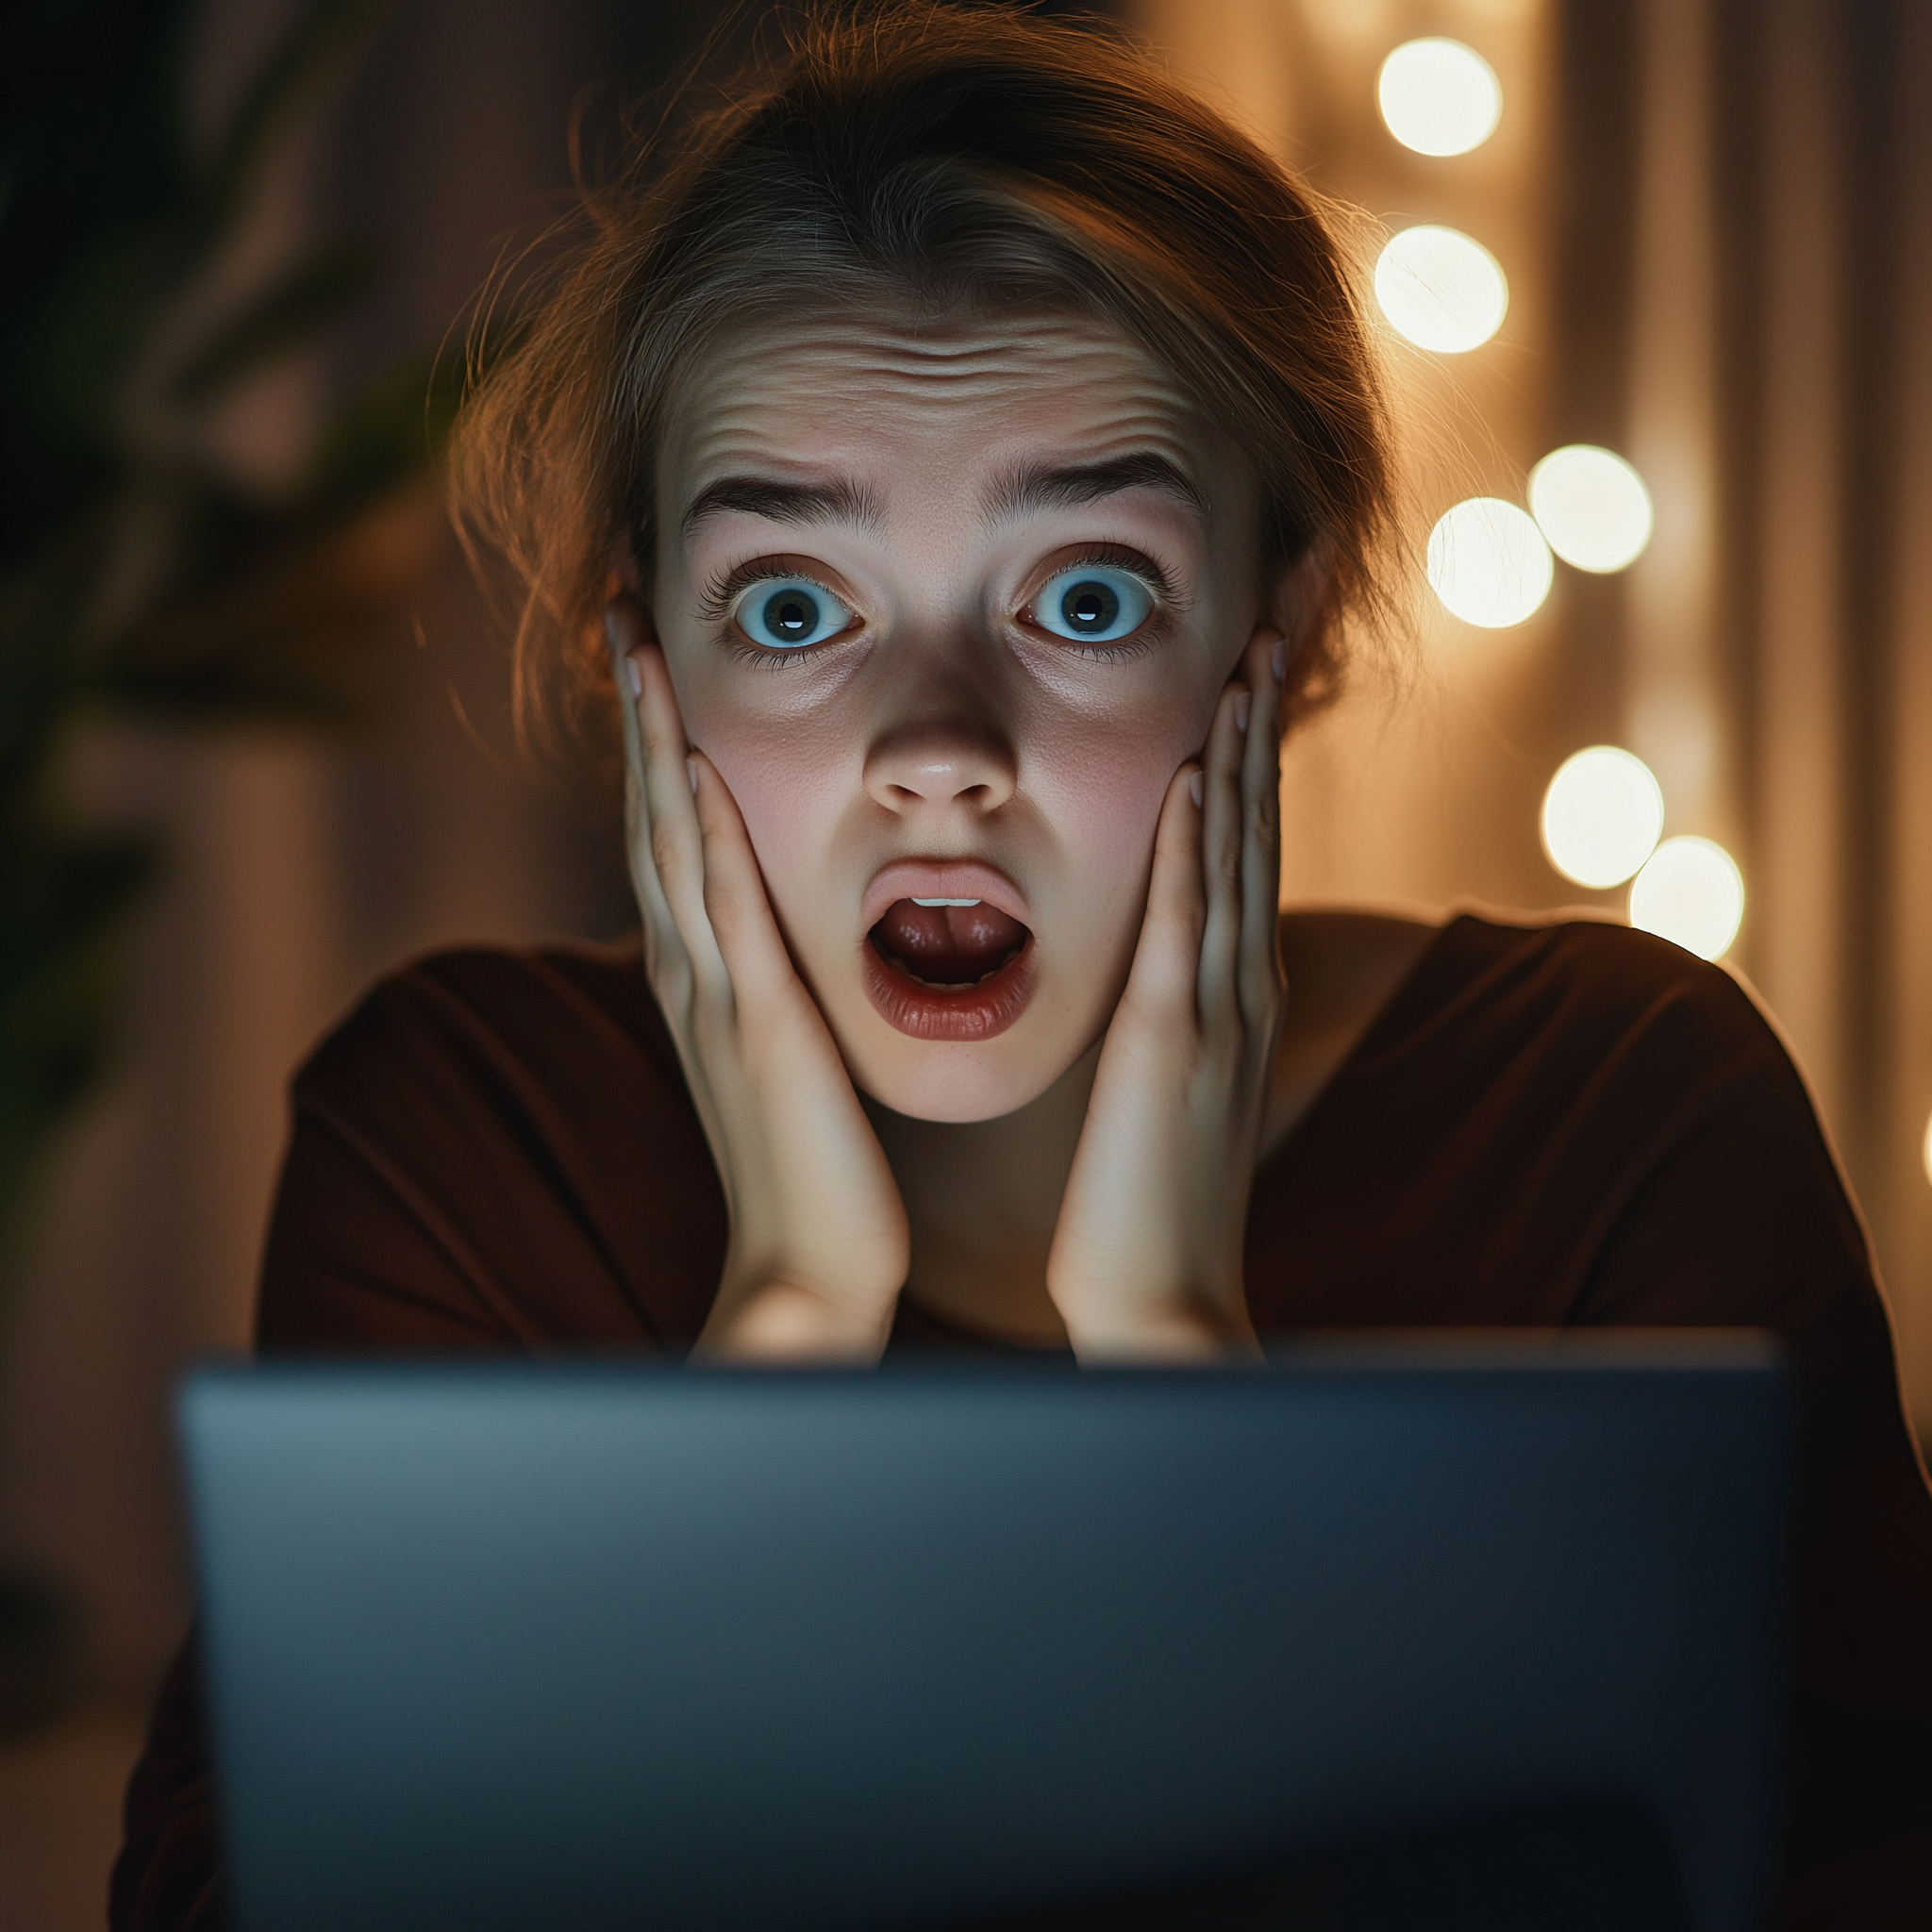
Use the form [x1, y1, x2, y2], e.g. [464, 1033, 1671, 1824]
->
[846, 1033, 1074, 1123]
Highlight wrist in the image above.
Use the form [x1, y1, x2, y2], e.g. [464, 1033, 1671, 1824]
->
[694, 1272, 895, 1364]
[1056, 1288, 1262, 1366]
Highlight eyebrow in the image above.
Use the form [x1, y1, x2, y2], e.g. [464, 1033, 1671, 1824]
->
[680, 475, 883, 536]
[982, 452, 1208, 524]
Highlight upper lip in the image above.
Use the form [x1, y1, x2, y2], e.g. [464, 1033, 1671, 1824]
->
[861, 858, 1032, 932]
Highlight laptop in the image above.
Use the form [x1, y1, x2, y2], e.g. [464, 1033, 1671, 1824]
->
[180, 1335, 1790, 1932]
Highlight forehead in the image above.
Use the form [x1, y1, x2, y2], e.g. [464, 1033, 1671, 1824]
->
[658, 306, 1218, 517]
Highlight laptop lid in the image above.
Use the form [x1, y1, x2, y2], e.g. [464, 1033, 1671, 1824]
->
[181, 1337, 1789, 1932]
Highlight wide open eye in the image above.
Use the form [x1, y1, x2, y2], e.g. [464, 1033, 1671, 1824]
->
[732, 576, 855, 650]
[1030, 564, 1156, 644]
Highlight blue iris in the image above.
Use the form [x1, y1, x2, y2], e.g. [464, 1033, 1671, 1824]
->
[734, 577, 853, 649]
[1033, 565, 1155, 643]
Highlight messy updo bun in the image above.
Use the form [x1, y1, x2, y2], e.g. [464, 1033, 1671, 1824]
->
[449, 1, 1401, 741]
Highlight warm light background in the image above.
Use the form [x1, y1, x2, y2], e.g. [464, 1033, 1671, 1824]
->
[3, 3, 1930, 1924]
[1131, 0, 1932, 1462]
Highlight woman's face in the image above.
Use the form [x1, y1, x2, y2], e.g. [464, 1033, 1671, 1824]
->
[651, 305, 1272, 1123]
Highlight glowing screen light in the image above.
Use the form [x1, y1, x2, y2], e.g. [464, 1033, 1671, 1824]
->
[1374, 225, 1509, 353]
[1541, 746, 1665, 889]
[1425, 498, 1553, 627]
[1378, 38, 1502, 157]
[1629, 836, 1745, 959]
[1528, 446, 1655, 572]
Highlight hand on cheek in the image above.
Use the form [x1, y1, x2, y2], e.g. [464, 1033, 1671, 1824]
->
[1044, 627, 1288, 1360]
[606, 597, 909, 1359]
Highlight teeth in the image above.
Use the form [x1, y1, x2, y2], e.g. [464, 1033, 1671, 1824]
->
[910, 897, 982, 908]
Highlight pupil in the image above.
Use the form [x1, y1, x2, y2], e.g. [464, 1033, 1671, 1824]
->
[770, 591, 815, 639]
[1063, 579, 1119, 634]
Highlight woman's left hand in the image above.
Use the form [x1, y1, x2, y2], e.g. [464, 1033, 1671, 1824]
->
[1045, 627, 1287, 1360]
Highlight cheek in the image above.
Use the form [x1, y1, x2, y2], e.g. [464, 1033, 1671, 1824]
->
[1025, 701, 1204, 917]
[679, 688, 856, 911]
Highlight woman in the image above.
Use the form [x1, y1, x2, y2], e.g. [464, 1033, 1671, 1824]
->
[114, 6, 1932, 1924]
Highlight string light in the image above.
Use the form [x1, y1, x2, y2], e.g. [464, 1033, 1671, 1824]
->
[1541, 748, 1665, 888]
[1426, 498, 1553, 626]
[1529, 446, 1655, 572]
[1377, 39, 1502, 157]
[1374, 225, 1509, 353]
[1629, 837, 1745, 960]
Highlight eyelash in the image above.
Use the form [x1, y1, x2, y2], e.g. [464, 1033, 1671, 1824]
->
[696, 544, 1179, 665]
[1024, 544, 1176, 661]
[698, 560, 853, 668]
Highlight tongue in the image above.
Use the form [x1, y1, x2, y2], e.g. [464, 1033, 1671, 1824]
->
[870, 899, 1029, 988]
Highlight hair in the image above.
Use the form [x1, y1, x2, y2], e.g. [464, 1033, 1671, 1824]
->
[448, 0, 1403, 745]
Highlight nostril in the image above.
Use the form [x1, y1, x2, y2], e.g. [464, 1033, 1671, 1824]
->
[862, 725, 1019, 811]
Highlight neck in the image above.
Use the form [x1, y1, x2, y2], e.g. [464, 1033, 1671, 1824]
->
[858, 908, 1445, 1349]
[862, 1041, 1102, 1348]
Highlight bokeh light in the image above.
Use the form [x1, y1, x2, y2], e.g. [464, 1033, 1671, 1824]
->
[1541, 747, 1665, 889]
[1377, 39, 1502, 157]
[1529, 446, 1655, 572]
[1374, 225, 1509, 352]
[1425, 498, 1554, 627]
[1629, 837, 1745, 959]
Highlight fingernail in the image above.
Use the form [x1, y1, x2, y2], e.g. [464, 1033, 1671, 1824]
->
[1234, 691, 1252, 734]
[1188, 769, 1204, 808]
[625, 656, 642, 699]
[1271, 637, 1287, 684]
[686, 757, 699, 796]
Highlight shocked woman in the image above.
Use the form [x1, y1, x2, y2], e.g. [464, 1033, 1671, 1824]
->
[114, 6, 1932, 1925]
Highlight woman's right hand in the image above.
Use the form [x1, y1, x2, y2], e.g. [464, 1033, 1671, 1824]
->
[607, 597, 909, 1360]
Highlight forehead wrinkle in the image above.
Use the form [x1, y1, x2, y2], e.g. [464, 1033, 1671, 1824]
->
[678, 314, 1185, 413]
[663, 315, 1216, 547]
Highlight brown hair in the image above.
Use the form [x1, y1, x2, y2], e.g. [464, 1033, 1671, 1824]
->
[449, 1, 1401, 741]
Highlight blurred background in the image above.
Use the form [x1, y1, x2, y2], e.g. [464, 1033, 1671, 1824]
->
[3, 0, 1929, 1923]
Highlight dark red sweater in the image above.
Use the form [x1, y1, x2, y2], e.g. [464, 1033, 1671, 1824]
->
[111, 915, 1932, 1929]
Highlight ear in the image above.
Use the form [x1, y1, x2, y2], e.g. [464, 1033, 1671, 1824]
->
[597, 573, 660, 700]
[608, 543, 648, 604]
[1262, 533, 1337, 658]
[600, 551, 661, 659]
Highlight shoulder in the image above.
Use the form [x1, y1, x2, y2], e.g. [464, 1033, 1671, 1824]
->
[1271, 905, 1791, 1158]
[1266, 905, 1840, 1295]
[294, 934, 673, 1118]
[1255, 906, 1860, 1336]
[1351, 910, 1858, 1309]
[262, 936, 724, 1354]
[1374, 908, 1786, 1090]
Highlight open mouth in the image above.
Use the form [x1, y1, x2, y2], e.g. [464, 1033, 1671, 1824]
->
[863, 897, 1037, 1041]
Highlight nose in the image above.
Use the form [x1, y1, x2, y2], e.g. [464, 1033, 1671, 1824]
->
[863, 716, 1018, 819]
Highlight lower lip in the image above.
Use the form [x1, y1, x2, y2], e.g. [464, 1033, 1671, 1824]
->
[862, 934, 1038, 1041]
